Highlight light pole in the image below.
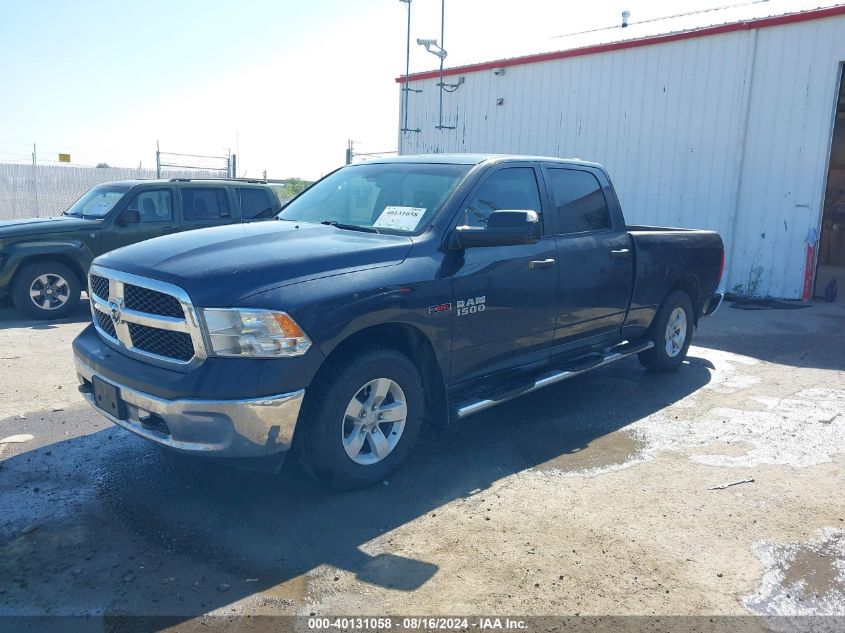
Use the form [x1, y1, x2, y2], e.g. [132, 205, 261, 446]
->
[417, 0, 460, 131]
[399, 0, 421, 134]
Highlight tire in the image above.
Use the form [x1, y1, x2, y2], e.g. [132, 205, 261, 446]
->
[638, 289, 694, 372]
[12, 261, 81, 320]
[295, 348, 424, 489]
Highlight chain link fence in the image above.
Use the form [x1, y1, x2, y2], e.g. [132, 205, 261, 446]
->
[0, 163, 233, 221]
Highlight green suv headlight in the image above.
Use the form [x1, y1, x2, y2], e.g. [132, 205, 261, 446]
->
[200, 309, 312, 357]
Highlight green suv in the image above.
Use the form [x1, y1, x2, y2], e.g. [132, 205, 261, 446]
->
[0, 179, 281, 319]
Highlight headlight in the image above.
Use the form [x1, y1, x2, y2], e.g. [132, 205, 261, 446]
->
[200, 309, 312, 357]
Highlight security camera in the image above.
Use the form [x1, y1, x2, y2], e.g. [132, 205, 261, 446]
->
[493, 68, 505, 76]
[417, 38, 448, 60]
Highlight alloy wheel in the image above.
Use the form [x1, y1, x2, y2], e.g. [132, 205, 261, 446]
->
[29, 273, 71, 311]
[664, 307, 688, 357]
[342, 377, 407, 465]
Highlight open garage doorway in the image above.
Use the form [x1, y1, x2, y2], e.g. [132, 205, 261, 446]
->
[816, 65, 845, 301]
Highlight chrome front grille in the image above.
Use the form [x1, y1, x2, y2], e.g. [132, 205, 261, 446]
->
[94, 308, 117, 338]
[90, 274, 110, 301]
[127, 323, 195, 361]
[124, 285, 184, 318]
[88, 265, 206, 367]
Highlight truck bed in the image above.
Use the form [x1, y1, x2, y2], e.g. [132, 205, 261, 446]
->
[623, 226, 724, 334]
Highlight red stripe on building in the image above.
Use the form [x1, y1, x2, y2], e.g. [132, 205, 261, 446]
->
[396, 5, 845, 84]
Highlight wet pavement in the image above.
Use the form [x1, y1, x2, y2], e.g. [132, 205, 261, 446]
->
[1, 298, 844, 624]
[745, 528, 845, 616]
[0, 359, 705, 618]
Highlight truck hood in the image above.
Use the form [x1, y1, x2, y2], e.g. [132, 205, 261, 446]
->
[94, 220, 414, 306]
[0, 216, 101, 237]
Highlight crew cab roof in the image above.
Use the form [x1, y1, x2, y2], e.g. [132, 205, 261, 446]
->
[365, 153, 604, 169]
[90, 179, 272, 188]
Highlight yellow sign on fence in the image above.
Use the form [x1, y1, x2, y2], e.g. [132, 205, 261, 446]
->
[58, 153, 70, 163]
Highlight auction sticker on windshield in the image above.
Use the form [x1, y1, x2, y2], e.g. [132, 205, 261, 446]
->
[373, 206, 427, 231]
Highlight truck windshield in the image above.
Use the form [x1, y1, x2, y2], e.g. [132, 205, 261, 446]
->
[278, 163, 470, 234]
[64, 185, 130, 218]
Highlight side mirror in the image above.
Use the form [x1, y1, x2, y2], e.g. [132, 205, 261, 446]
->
[116, 209, 140, 226]
[453, 210, 541, 248]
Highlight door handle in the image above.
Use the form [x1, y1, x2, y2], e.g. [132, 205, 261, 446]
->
[609, 248, 631, 258]
[529, 258, 556, 269]
[163, 225, 177, 232]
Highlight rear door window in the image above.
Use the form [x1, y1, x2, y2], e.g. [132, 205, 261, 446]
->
[182, 188, 231, 222]
[547, 169, 611, 234]
[236, 187, 276, 220]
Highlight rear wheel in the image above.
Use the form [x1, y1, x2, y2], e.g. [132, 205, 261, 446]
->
[12, 261, 81, 320]
[295, 348, 424, 489]
[638, 289, 694, 372]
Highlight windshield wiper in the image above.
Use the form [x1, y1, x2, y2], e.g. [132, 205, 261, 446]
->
[63, 211, 83, 218]
[320, 220, 379, 234]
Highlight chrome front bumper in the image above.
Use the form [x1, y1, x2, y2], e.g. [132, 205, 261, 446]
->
[75, 356, 304, 459]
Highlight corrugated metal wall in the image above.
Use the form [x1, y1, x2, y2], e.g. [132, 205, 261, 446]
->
[399, 15, 845, 298]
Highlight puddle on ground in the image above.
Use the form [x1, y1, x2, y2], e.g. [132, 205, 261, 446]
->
[537, 430, 644, 475]
[782, 547, 842, 601]
[744, 528, 845, 616]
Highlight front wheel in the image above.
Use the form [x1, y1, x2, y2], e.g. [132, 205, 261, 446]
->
[638, 289, 694, 372]
[295, 348, 424, 489]
[12, 261, 81, 320]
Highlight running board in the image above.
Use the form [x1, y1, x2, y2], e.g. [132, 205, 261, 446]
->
[454, 339, 654, 419]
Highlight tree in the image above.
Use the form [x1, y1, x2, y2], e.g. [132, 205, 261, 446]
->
[95, 162, 110, 168]
[273, 177, 311, 202]
[279, 178, 309, 197]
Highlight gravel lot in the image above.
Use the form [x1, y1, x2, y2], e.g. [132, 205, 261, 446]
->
[0, 297, 843, 626]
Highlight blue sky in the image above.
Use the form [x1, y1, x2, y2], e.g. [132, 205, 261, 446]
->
[0, 0, 735, 179]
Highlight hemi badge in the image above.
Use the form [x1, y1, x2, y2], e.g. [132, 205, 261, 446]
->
[428, 302, 452, 315]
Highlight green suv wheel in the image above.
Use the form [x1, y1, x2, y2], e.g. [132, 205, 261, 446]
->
[12, 261, 81, 320]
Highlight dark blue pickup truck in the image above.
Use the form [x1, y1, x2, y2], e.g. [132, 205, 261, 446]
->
[72, 154, 724, 488]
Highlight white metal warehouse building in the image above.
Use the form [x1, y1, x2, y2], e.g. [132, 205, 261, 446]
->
[397, 1, 845, 299]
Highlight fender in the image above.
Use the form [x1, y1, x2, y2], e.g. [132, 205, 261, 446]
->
[306, 285, 454, 430]
[320, 306, 450, 376]
[0, 239, 94, 289]
[241, 260, 454, 384]
[312, 272, 450, 376]
[625, 265, 699, 334]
